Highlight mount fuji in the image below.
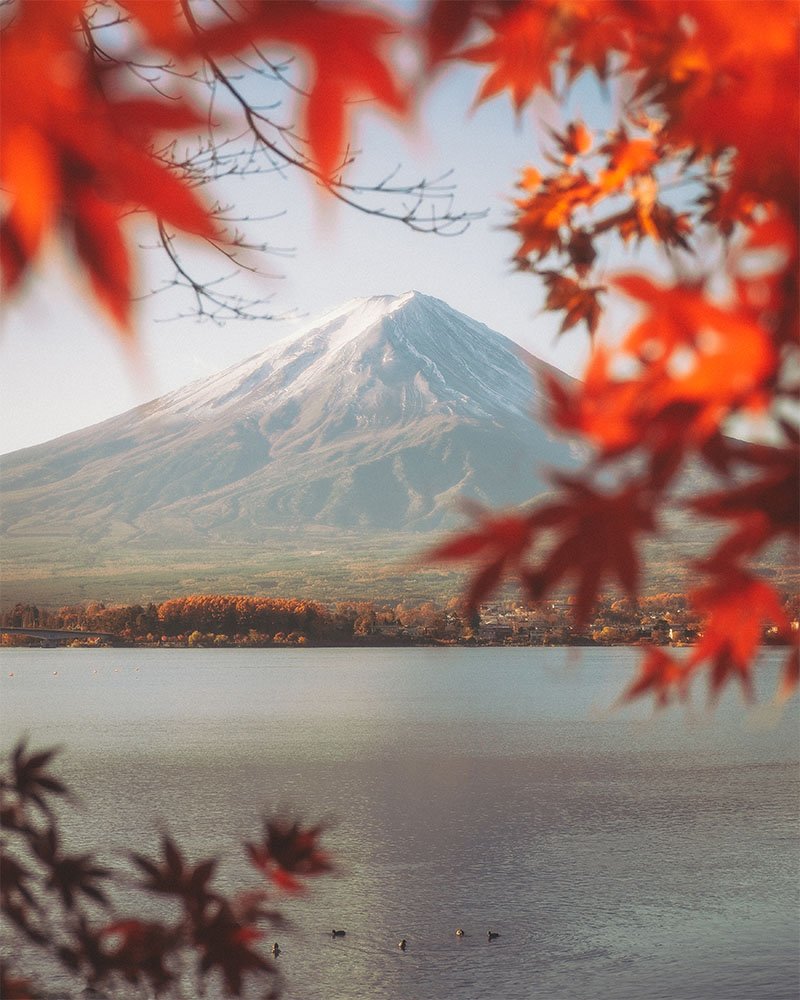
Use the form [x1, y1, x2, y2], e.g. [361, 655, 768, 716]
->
[1, 291, 582, 601]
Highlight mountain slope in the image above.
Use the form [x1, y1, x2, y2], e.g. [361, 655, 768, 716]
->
[1, 292, 577, 551]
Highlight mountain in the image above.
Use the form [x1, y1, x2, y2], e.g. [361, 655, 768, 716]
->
[1, 291, 582, 602]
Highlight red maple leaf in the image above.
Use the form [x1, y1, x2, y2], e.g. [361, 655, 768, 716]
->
[0, 965, 38, 1000]
[563, 3, 629, 82]
[245, 817, 332, 893]
[540, 271, 605, 336]
[525, 477, 656, 626]
[461, 1, 628, 108]
[630, 1, 799, 208]
[549, 121, 593, 163]
[542, 348, 645, 454]
[99, 919, 177, 992]
[5, 741, 67, 816]
[193, 902, 270, 997]
[511, 168, 602, 262]
[460, 2, 556, 109]
[690, 445, 799, 567]
[611, 274, 778, 438]
[731, 212, 798, 351]
[0, 1, 216, 332]
[426, 511, 538, 613]
[619, 648, 689, 708]
[689, 572, 791, 701]
[130, 835, 218, 915]
[598, 130, 659, 192]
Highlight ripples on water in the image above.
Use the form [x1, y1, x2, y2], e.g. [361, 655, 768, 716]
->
[2, 647, 798, 1000]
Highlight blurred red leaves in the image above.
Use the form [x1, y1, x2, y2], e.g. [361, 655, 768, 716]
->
[688, 571, 791, 702]
[2, 741, 328, 997]
[428, 480, 656, 627]
[31, 825, 111, 910]
[461, 2, 559, 108]
[191, 1, 408, 182]
[429, 0, 798, 706]
[619, 648, 688, 709]
[460, 0, 626, 108]
[97, 919, 178, 993]
[245, 817, 333, 892]
[128, 834, 284, 994]
[0, 965, 38, 1000]
[598, 132, 658, 192]
[3, 741, 67, 818]
[0, 0, 408, 331]
[525, 479, 656, 626]
[628, 0, 799, 206]
[194, 902, 272, 995]
[131, 834, 217, 913]
[0, 0, 215, 333]
[540, 271, 604, 335]
[690, 445, 800, 564]
[422, 0, 510, 67]
[427, 511, 536, 614]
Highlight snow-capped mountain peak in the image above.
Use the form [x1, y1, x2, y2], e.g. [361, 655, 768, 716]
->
[1, 293, 575, 542]
[155, 289, 542, 430]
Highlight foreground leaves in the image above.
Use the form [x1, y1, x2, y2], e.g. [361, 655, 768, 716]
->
[0, 1, 217, 332]
[1, 741, 331, 997]
[0, 0, 410, 330]
[192, 1, 408, 182]
[428, 478, 657, 628]
[245, 817, 333, 892]
[429, 0, 799, 706]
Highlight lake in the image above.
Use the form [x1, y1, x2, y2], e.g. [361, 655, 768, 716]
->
[2, 646, 798, 1000]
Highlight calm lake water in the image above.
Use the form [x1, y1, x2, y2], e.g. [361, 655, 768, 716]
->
[2, 646, 798, 1000]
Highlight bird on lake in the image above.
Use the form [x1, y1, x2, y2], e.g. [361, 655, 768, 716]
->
[455, 928, 465, 937]
[487, 931, 500, 941]
[398, 938, 407, 951]
[271, 942, 281, 957]
[331, 929, 346, 938]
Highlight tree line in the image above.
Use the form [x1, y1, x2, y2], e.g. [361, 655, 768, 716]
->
[4, 592, 797, 651]
[0, 595, 456, 645]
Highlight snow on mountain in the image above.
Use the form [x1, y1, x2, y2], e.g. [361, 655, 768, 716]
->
[1, 291, 578, 547]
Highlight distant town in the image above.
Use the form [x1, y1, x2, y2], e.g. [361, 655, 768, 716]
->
[2, 593, 798, 649]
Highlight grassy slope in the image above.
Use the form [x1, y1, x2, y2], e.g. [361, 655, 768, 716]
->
[2, 513, 795, 609]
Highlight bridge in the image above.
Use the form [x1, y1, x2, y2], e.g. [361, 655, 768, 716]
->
[1, 626, 125, 647]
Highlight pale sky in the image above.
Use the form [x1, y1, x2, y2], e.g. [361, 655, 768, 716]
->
[0, 39, 613, 455]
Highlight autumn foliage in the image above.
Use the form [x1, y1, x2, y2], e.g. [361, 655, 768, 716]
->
[1, 0, 798, 708]
[425, 0, 800, 707]
[0, 740, 331, 998]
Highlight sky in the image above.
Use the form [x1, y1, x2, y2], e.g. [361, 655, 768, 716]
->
[0, 22, 614, 455]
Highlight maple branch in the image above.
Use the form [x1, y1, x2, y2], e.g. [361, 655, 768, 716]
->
[177, 0, 483, 237]
[152, 220, 283, 323]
